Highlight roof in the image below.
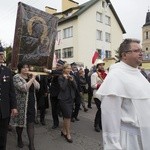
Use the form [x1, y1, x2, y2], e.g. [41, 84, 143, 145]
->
[143, 11, 150, 27]
[69, 0, 79, 5]
[45, 6, 57, 11]
[54, 0, 126, 33]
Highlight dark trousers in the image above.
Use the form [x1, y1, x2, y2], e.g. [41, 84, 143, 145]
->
[72, 92, 81, 119]
[40, 108, 45, 121]
[94, 98, 102, 129]
[0, 118, 9, 150]
[39, 96, 46, 121]
[50, 96, 59, 126]
[87, 87, 93, 107]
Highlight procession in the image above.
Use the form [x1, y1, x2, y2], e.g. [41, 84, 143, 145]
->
[0, 0, 150, 150]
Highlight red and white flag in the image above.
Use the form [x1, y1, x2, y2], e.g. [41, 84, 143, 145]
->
[92, 50, 99, 64]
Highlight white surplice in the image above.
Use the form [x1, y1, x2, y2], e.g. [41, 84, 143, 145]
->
[95, 61, 150, 150]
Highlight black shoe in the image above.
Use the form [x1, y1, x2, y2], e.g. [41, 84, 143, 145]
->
[28, 144, 35, 150]
[74, 117, 80, 121]
[84, 108, 88, 112]
[61, 131, 67, 137]
[65, 135, 73, 143]
[17, 139, 24, 148]
[95, 125, 100, 132]
[51, 125, 58, 129]
[71, 118, 75, 122]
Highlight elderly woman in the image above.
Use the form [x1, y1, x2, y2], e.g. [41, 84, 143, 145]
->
[58, 63, 77, 143]
[11, 62, 40, 150]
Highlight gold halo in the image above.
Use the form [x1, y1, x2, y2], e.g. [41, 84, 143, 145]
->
[27, 16, 48, 43]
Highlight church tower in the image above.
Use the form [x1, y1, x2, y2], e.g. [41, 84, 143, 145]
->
[142, 9, 150, 60]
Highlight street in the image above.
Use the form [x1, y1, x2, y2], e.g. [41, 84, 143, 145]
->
[7, 103, 103, 150]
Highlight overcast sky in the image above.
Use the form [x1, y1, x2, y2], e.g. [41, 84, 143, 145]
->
[0, 0, 149, 46]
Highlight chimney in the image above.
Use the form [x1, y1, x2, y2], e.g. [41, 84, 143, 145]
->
[45, 6, 57, 14]
[62, 0, 79, 12]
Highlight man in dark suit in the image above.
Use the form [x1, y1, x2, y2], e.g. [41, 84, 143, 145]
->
[84, 66, 89, 82]
[70, 62, 81, 122]
[44, 60, 65, 129]
[0, 43, 18, 150]
[36, 75, 49, 125]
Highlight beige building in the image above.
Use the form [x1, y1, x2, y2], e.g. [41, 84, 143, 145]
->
[142, 10, 150, 70]
[142, 10, 150, 54]
[46, 0, 126, 68]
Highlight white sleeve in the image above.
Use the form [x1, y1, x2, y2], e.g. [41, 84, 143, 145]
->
[101, 95, 123, 150]
[91, 73, 98, 89]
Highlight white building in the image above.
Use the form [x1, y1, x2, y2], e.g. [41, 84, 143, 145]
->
[46, 0, 126, 68]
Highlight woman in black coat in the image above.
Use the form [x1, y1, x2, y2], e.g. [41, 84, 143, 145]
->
[58, 63, 77, 143]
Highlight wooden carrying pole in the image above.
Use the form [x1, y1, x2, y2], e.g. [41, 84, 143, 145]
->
[28, 71, 48, 76]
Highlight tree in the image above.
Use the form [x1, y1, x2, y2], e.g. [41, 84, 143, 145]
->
[4, 45, 12, 66]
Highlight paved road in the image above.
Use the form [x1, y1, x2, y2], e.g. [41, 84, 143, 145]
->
[7, 103, 103, 150]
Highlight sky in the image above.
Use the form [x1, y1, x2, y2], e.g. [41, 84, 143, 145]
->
[0, 0, 149, 46]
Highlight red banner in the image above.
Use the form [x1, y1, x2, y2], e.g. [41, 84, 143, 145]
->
[92, 50, 99, 64]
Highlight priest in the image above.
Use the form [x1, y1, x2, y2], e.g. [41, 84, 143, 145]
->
[96, 38, 150, 150]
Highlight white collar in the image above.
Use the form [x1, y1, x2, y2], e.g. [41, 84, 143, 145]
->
[96, 61, 150, 99]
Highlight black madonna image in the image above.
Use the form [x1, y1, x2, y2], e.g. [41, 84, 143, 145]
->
[11, 2, 58, 69]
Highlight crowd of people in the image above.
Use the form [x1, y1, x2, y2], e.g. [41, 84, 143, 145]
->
[0, 38, 150, 150]
[0, 42, 103, 149]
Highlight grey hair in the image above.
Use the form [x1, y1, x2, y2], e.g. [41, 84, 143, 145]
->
[117, 38, 140, 60]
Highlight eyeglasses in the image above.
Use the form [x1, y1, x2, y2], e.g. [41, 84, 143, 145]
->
[126, 49, 144, 53]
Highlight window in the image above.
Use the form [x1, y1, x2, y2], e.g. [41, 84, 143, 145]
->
[63, 11, 72, 18]
[67, 12, 72, 17]
[62, 47, 73, 58]
[96, 30, 102, 40]
[97, 49, 111, 59]
[96, 12, 103, 22]
[97, 49, 105, 59]
[105, 32, 111, 42]
[146, 31, 149, 39]
[105, 15, 111, 25]
[63, 26, 73, 38]
[105, 50, 111, 58]
[55, 49, 61, 59]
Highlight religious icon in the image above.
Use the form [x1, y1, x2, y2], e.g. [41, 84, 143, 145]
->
[11, 2, 58, 71]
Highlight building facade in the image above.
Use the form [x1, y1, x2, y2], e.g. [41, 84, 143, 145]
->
[142, 9, 150, 70]
[46, 0, 126, 68]
[142, 10, 150, 59]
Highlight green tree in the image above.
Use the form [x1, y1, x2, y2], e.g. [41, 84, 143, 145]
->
[4, 45, 12, 66]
